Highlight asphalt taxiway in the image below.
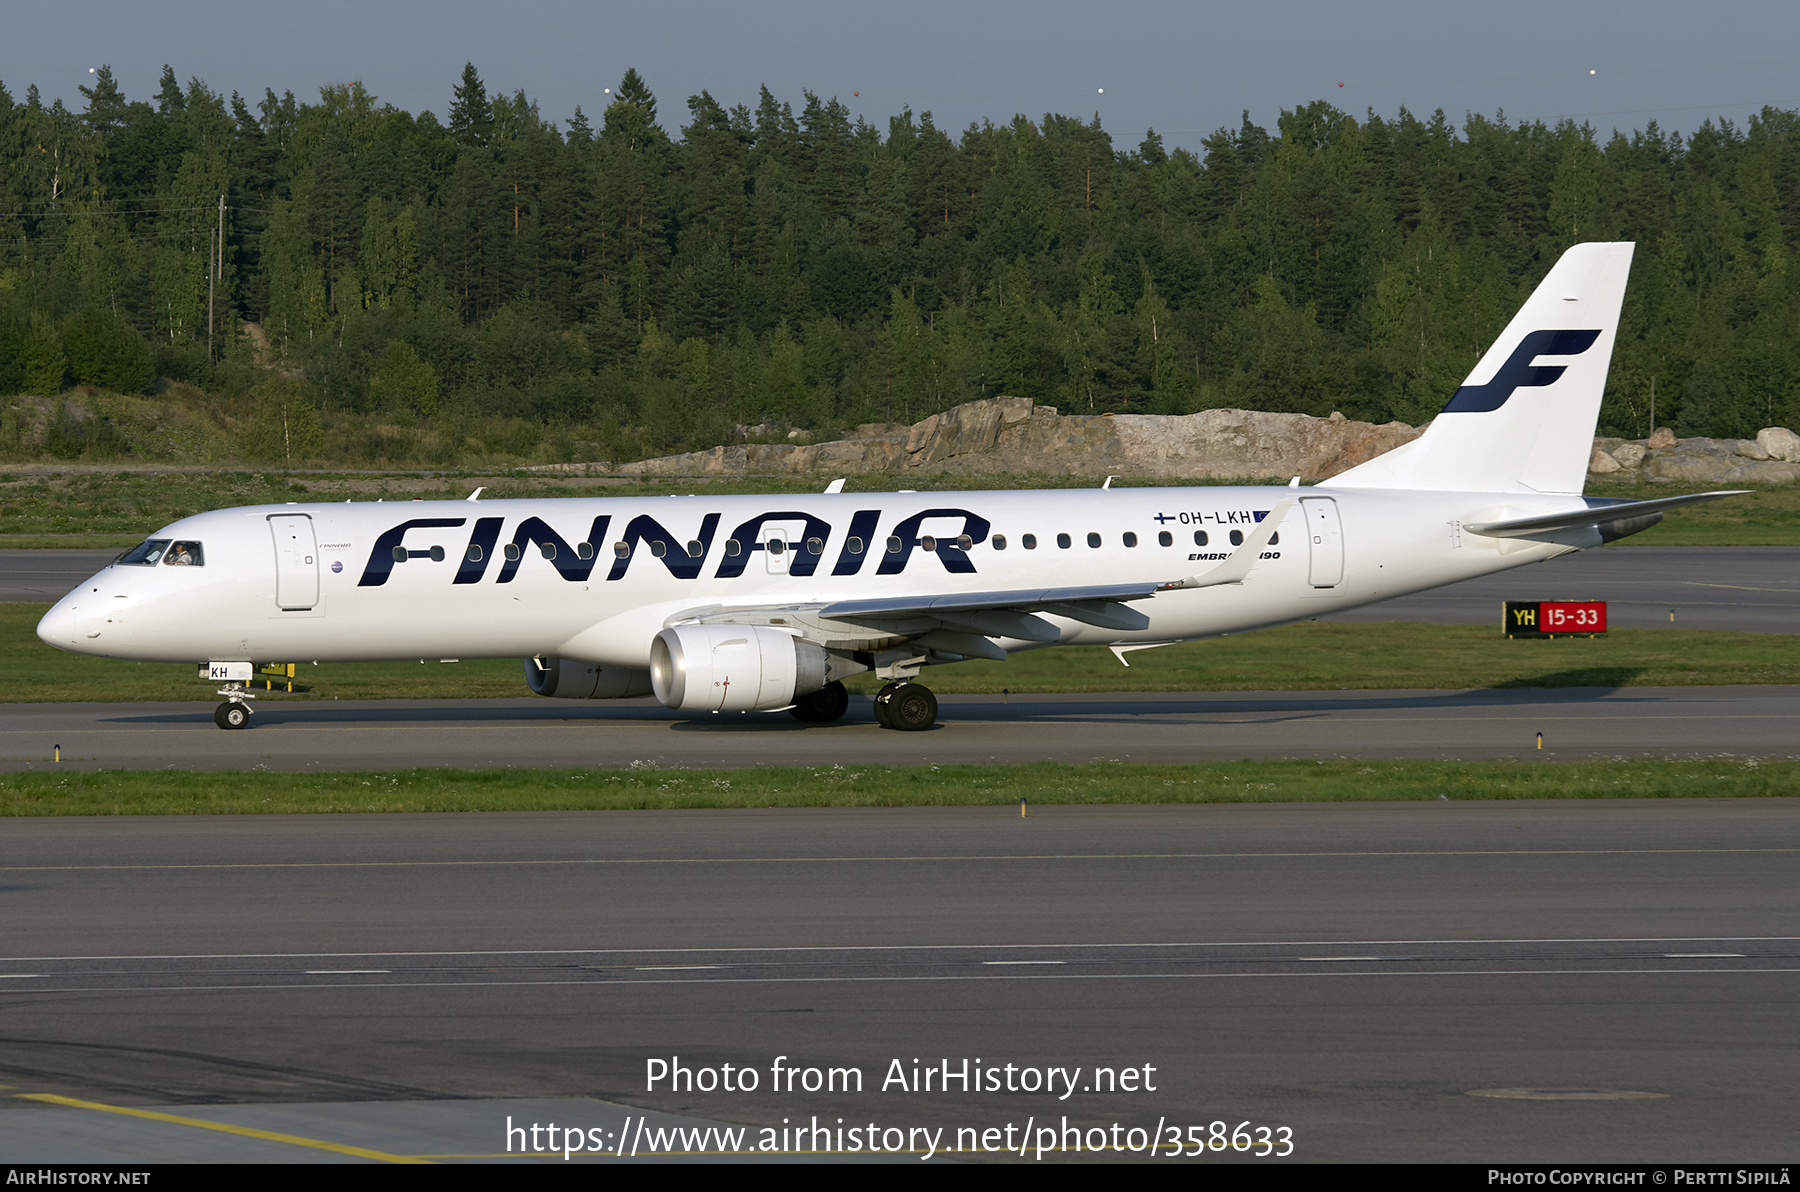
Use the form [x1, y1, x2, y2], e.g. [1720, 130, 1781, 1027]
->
[3, 685, 1796, 771]
[0, 801, 1794, 1162]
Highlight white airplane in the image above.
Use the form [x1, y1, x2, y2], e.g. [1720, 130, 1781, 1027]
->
[38, 242, 1740, 731]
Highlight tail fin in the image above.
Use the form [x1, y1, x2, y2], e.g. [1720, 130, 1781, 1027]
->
[1324, 242, 1635, 494]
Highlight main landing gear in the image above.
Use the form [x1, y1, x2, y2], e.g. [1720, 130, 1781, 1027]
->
[789, 680, 851, 723]
[872, 681, 938, 731]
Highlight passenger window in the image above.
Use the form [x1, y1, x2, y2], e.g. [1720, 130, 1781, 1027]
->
[577, 542, 594, 560]
[505, 543, 522, 561]
[650, 541, 667, 558]
[687, 540, 704, 558]
[766, 537, 786, 555]
[1122, 532, 1137, 548]
[391, 545, 408, 562]
[1022, 534, 1037, 550]
[541, 542, 557, 560]
[957, 534, 973, 551]
[847, 537, 865, 554]
[920, 536, 937, 552]
[118, 539, 171, 565]
[725, 539, 742, 557]
[467, 544, 485, 563]
[993, 535, 1007, 550]
[613, 541, 630, 559]
[164, 541, 204, 566]
[806, 536, 824, 555]
[1230, 530, 1244, 546]
[1157, 531, 1172, 547]
[1087, 532, 1102, 548]
[886, 536, 902, 554]
[429, 545, 445, 562]
[1057, 533, 1072, 549]
[1193, 530, 1209, 547]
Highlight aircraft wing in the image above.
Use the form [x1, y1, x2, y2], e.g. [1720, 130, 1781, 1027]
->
[669, 511, 1295, 662]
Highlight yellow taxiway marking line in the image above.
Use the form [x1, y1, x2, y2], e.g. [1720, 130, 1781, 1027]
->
[17, 1094, 432, 1164]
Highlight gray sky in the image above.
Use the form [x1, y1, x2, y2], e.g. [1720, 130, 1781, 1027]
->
[9, 1, 1799, 152]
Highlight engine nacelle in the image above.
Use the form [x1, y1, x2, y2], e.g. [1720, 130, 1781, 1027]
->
[650, 624, 828, 712]
[523, 656, 654, 699]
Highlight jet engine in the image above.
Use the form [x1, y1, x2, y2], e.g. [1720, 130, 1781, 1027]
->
[523, 656, 654, 699]
[650, 624, 828, 712]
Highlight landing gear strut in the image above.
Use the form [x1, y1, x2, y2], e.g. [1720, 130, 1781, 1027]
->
[873, 681, 938, 731]
[789, 680, 850, 723]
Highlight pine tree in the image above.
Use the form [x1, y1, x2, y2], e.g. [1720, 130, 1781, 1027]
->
[616, 68, 657, 126]
[449, 63, 492, 147]
[78, 65, 129, 137]
[155, 66, 186, 116]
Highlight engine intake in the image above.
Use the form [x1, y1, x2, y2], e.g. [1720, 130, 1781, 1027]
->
[650, 624, 828, 712]
[523, 656, 653, 699]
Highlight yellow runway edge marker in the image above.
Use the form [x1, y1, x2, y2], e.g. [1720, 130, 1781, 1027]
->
[18, 1094, 433, 1164]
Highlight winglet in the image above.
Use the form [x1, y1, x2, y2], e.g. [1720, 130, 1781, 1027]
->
[823, 478, 846, 494]
[467, 487, 485, 502]
[1160, 498, 1295, 591]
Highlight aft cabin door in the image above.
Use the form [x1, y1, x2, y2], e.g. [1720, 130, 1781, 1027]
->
[1300, 497, 1343, 588]
[269, 514, 319, 610]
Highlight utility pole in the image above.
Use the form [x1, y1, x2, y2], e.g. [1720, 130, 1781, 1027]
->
[208, 194, 225, 359]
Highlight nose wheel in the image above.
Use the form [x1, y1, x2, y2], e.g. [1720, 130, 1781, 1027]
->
[873, 682, 938, 731]
[212, 682, 255, 730]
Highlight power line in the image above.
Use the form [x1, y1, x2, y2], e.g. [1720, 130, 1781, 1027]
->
[0, 203, 272, 216]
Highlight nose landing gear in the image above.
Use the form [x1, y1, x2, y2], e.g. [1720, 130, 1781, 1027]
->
[873, 681, 938, 731]
[213, 682, 254, 730]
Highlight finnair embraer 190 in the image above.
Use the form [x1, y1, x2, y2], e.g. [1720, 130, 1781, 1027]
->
[39, 242, 1740, 730]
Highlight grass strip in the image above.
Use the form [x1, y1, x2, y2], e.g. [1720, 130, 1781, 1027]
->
[1, 759, 1794, 816]
[6, 602, 1797, 701]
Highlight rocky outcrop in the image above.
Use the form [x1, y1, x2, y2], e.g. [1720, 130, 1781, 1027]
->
[550, 398, 1799, 486]
[1591, 426, 1800, 485]
[610, 398, 1423, 482]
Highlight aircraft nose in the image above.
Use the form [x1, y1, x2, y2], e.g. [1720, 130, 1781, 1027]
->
[37, 596, 85, 650]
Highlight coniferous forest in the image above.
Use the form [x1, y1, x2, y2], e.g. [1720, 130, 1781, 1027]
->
[2, 63, 1798, 465]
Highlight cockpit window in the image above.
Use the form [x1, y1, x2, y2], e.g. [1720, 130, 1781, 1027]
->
[118, 539, 171, 566]
[163, 541, 204, 567]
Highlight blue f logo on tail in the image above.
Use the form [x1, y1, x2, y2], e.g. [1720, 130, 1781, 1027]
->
[1441, 329, 1602, 414]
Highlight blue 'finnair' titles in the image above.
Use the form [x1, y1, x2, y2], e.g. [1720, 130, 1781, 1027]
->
[34, 242, 1752, 731]
[360, 507, 994, 587]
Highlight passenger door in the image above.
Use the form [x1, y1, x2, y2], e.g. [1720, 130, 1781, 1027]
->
[269, 514, 320, 609]
[1300, 497, 1344, 588]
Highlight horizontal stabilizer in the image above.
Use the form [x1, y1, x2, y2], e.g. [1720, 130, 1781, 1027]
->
[1463, 491, 1747, 538]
